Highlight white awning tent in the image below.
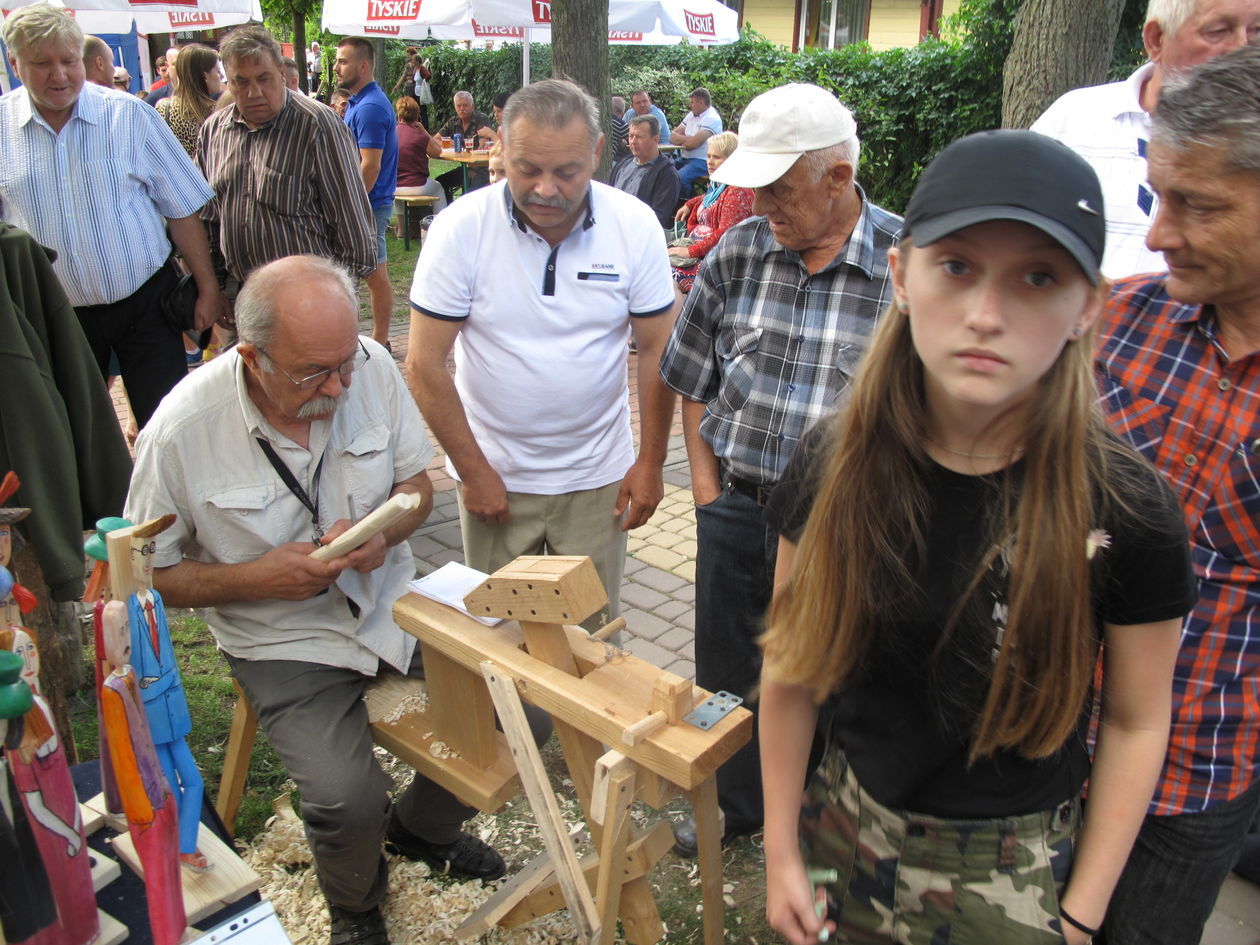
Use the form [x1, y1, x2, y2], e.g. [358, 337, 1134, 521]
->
[322, 0, 739, 51]
[1, 0, 259, 92]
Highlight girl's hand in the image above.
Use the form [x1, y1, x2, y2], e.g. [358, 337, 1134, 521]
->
[1061, 923, 1093, 945]
[674, 205, 689, 222]
[766, 854, 831, 945]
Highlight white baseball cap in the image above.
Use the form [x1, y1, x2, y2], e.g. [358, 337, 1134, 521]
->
[712, 83, 858, 188]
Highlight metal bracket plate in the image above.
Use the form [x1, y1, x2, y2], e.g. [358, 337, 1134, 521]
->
[684, 690, 743, 730]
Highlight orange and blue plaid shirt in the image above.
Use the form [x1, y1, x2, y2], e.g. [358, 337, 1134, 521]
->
[1097, 274, 1260, 815]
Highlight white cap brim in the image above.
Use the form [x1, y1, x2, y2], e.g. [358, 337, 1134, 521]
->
[710, 147, 803, 189]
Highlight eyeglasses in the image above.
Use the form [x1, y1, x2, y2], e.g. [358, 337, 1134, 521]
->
[257, 339, 371, 389]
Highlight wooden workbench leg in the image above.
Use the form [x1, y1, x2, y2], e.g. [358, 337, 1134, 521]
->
[690, 776, 726, 945]
[593, 756, 636, 945]
[214, 681, 258, 837]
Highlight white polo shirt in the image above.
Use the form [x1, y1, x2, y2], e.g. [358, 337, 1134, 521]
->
[411, 181, 674, 495]
[1032, 63, 1165, 280]
[679, 105, 722, 161]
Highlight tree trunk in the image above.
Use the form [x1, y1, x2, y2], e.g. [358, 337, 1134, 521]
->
[1001, 0, 1126, 129]
[551, 0, 612, 182]
[292, 11, 308, 93]
[371, 37, 387, 91]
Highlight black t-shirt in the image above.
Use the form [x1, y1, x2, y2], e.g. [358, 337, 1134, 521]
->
[765, 422, 1196, 818]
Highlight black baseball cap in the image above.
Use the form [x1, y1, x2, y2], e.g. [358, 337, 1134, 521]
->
[902, 130, 1106, 284]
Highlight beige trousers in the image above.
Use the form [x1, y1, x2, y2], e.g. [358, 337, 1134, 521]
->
[457, 480, 626, 632]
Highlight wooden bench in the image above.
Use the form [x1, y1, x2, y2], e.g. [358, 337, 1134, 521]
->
[214, 673, 521, 834]
[394, 195, 438, 252]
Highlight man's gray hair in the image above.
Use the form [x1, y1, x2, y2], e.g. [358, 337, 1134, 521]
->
[454, 90, 474, 104]
[2, 3, 82, 59]
[1144, 0, 1198, 40]
[1152, 42, 1260, 176]
[502, 78, 601, 152]
[611, 95, 625, 117]
[236, 256, 357, 351]
[801, 137, 861, 181]
[219, 24, 282, 70]
[628, 113, 658, 138]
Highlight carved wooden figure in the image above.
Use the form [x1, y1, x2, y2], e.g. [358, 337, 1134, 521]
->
[0, 633, 98, 945]
[106, 517, 207, 870]
[100, 599, 186, 945]
[84, 517, 132, 816]
[0, 648, 57, 945]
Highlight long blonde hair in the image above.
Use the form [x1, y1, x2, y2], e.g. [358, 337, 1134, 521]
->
[762, 245, 1125, 760]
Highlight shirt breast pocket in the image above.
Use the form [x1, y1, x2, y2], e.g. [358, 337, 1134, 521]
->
[714, 327, 761, 414]
[204, 482, 282, 562]
[1097, 375, 1172, 454]
[342, 424, 395, 518]
[83, 159, 137, 213]
[255, 166, 309, 216]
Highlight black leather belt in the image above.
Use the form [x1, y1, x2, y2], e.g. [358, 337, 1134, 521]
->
[725, 473, 776, 508]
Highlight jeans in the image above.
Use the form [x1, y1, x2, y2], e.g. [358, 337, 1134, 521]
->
[1098, 778, 1260, 945]
[694, 487, 776, 829]
[676, 156, 708, 201]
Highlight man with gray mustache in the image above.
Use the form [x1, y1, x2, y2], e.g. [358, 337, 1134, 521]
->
[408, 78, 679, 631]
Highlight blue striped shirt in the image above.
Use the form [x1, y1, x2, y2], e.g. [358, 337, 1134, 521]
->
[0, 82, 214, 306]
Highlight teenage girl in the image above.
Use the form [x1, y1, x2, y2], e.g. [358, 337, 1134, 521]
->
[759, 130, 1196, 945]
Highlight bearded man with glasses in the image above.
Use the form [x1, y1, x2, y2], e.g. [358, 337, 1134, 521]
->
[125, 255, 538, 945]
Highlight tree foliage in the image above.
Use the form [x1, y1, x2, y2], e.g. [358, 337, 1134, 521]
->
[311, 0, 1143, 214]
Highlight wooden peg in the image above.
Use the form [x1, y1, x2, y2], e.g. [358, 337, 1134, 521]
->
[588, 617, 626, 643]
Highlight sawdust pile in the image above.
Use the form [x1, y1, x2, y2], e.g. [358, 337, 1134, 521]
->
[240, 751, 585, 944]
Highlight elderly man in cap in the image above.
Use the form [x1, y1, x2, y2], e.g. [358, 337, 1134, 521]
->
[1032, 0, 1260, 278]
[1093, 43, 1260, 945]
[660, 83, 901, 858]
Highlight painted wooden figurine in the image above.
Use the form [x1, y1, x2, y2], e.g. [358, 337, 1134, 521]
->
[1, 649, 58, 945]
[1, 632, 98, 945]
[100, 598, 187, 945]
[84, 517, 132, 815]
[120, 519, 208, 870]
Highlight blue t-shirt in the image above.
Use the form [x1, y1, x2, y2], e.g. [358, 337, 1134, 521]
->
[345, 81, 398, 209]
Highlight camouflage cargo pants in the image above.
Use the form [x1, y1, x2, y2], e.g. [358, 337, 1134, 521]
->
[800, 747, 1078, 944]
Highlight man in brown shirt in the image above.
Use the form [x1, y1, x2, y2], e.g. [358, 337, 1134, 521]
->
[196, 26, 374, 292]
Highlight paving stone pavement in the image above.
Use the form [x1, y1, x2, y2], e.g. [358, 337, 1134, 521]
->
[113, 315, 1260, 944]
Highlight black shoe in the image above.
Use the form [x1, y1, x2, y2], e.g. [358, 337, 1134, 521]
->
[328, 904, 389, 945]
[385, 815, 506, 881]
[671, 814, 760, 859]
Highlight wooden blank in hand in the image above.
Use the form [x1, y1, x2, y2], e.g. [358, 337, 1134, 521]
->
[310, 493, 421, 562]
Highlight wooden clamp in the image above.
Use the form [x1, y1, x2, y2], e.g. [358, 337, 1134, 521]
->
[463, 556, 607, 626]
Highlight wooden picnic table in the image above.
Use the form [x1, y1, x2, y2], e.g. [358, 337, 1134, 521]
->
[440, 148, 492, 194]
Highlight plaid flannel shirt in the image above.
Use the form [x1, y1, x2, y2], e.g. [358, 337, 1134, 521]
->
[1097, 274, 1260, 815]
[659, 190, 901, 485]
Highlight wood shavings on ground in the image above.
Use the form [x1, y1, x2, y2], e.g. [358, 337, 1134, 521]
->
[240, 787, 590, 944]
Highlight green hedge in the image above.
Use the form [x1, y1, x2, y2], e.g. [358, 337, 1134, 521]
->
[302, 0, 1147, 212]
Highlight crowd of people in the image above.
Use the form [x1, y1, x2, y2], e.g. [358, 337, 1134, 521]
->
[3, 1, 1260, 945]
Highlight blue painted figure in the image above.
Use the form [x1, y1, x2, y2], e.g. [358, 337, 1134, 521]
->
[125, 530, 207, 870]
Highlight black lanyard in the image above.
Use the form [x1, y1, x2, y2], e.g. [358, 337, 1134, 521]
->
[256, 438, 325, 546]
